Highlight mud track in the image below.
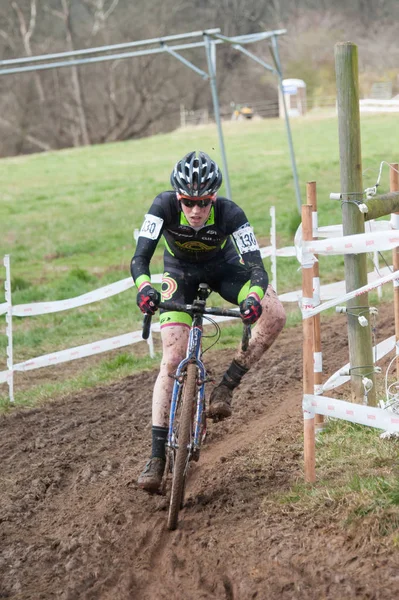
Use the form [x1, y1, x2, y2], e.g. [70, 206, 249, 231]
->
[1, 303, 398, 599]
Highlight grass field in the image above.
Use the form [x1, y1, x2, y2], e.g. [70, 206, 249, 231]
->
[0, 112, 397, 405]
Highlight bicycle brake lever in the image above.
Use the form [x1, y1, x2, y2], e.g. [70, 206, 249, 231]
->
[241, 324, 251, 352]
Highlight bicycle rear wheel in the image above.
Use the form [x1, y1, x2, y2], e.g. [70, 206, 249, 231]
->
[167, 362, 197, 530]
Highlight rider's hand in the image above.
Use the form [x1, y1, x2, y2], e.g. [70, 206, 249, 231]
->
[239, 294, 262, 325]
[137, 285, 161, 315]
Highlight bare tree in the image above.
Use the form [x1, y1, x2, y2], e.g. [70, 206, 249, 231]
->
[83, 0, 120, 36]
[0, 0, 399, 157]
[43, 0, 90, 146]
[11, 0, 45, 102]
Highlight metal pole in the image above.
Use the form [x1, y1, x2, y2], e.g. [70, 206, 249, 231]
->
[270, 206, 277, 292]
[390, 163, 399, 377]
[0, 40, 218, 76]
[162, 44, 209, 79]
[204, 35, 232, 200]
[270, 36, 302, 213]
[0, 28, 222, 66]
[4, 255, 14, 403]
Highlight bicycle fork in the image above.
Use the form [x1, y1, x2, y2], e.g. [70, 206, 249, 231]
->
[167, 358, 207, 457]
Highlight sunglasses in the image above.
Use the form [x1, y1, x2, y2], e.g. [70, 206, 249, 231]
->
[179, 195, 214, 208]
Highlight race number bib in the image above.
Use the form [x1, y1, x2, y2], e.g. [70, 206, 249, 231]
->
[138, 214, 164, 240]
[233, 224, 259, 254]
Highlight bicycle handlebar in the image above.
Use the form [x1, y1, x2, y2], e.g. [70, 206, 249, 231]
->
[141, 301, 251, 350]
[158, 300, 241, 318]
[142, 302, 251, 352]
[141, 303, 241, 340]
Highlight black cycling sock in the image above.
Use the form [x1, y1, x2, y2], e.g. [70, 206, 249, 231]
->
[151, 426, 168, 460]
[221, 359, 249, 390]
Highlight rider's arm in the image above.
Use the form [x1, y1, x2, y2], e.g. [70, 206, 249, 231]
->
[226, 202, 269, 299]
[130, 194, 168, 289]
[237, 244, 269, 300]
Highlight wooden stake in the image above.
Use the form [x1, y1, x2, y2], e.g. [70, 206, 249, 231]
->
[307, 181, 324, 430]
[390, 164, 399, 377]
[302, 204, 316, 483]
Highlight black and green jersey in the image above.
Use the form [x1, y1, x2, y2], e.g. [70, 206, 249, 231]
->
[131, 191, 268, 300]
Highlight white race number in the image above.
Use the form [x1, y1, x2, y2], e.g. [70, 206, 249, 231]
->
[233, 224, 259, 254]
[138, 214, 163, 240]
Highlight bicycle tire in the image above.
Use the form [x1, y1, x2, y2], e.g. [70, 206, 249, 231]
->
[167, 362, 197, 530]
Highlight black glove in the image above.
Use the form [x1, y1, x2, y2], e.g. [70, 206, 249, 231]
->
[239, 295, 262, 325]
[137, 285, 161, 315]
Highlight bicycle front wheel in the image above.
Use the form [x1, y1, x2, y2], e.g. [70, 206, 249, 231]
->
[167, 362, 197, 531]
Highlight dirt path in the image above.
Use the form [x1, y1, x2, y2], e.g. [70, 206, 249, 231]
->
[0, 303, 398, 599]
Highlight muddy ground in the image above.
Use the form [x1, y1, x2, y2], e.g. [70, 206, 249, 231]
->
[1, 302, 398, 599]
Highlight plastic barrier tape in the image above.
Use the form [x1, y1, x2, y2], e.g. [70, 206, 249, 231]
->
[302, 268, 399, 319]
[305, 229, 399, 257]
[322, 335, 395, 392]
[315, 219, 393, 238]
[260, 245, 296, 258]
[0, 325, 160, 383]
[303, 394, 399, 433]
[2, 244, 296, 318]
[0, 313, 239, 382]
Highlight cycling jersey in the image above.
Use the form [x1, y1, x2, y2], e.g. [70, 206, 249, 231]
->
[131, 191, 268, 299]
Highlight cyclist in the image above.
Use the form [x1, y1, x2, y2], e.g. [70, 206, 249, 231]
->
[131, 150, 286, 492]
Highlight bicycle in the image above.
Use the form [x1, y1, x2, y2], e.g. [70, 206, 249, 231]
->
[142, 283, 251, 530]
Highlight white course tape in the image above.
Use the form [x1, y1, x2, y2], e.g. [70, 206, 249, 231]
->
[4, 243, 282, 319]
[302, 268, 399, 319]
[7, 274, 163, 317]
[314, 351, 323, 373]
[11, 277, 134, 317]
[0, 324, 161, 383]
[315, 220, 393, 238]
[322, 335, 396, 392]
[0, 312, 243, 383]
[303, 394, 399, 433]
[305, 229, 399, 257]
[278, 266, 393, 304]
[312, 211, 318, 232]
[260, 245, 296, 258]
[294, 224, 317, 268]
[313, 276, 320, 306]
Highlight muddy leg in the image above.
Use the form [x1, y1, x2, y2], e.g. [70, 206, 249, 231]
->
[209, 286, 286, 420]
[152, 325, 189, 427]
[234, 285, 286, 368]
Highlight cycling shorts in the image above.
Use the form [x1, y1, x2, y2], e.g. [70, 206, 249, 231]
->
[159, 250, 251, 328]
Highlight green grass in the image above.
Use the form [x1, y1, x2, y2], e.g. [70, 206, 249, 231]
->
[0, 350, 160, 411]
[268, 419, 399, 542]
[0, 113, 398, 405]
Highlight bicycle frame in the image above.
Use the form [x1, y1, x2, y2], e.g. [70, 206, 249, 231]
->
[141, 285, 250, 475]
[167, 308, 206, 458]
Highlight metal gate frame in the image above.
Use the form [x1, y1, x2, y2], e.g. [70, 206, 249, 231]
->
[0, 28, 301, 208]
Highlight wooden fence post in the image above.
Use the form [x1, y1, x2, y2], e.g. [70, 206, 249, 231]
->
[390, 164, 399, 377]
[302, 204, 316, 483]
[307, 182, 324, 429]
[335, 41, 376, 405]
